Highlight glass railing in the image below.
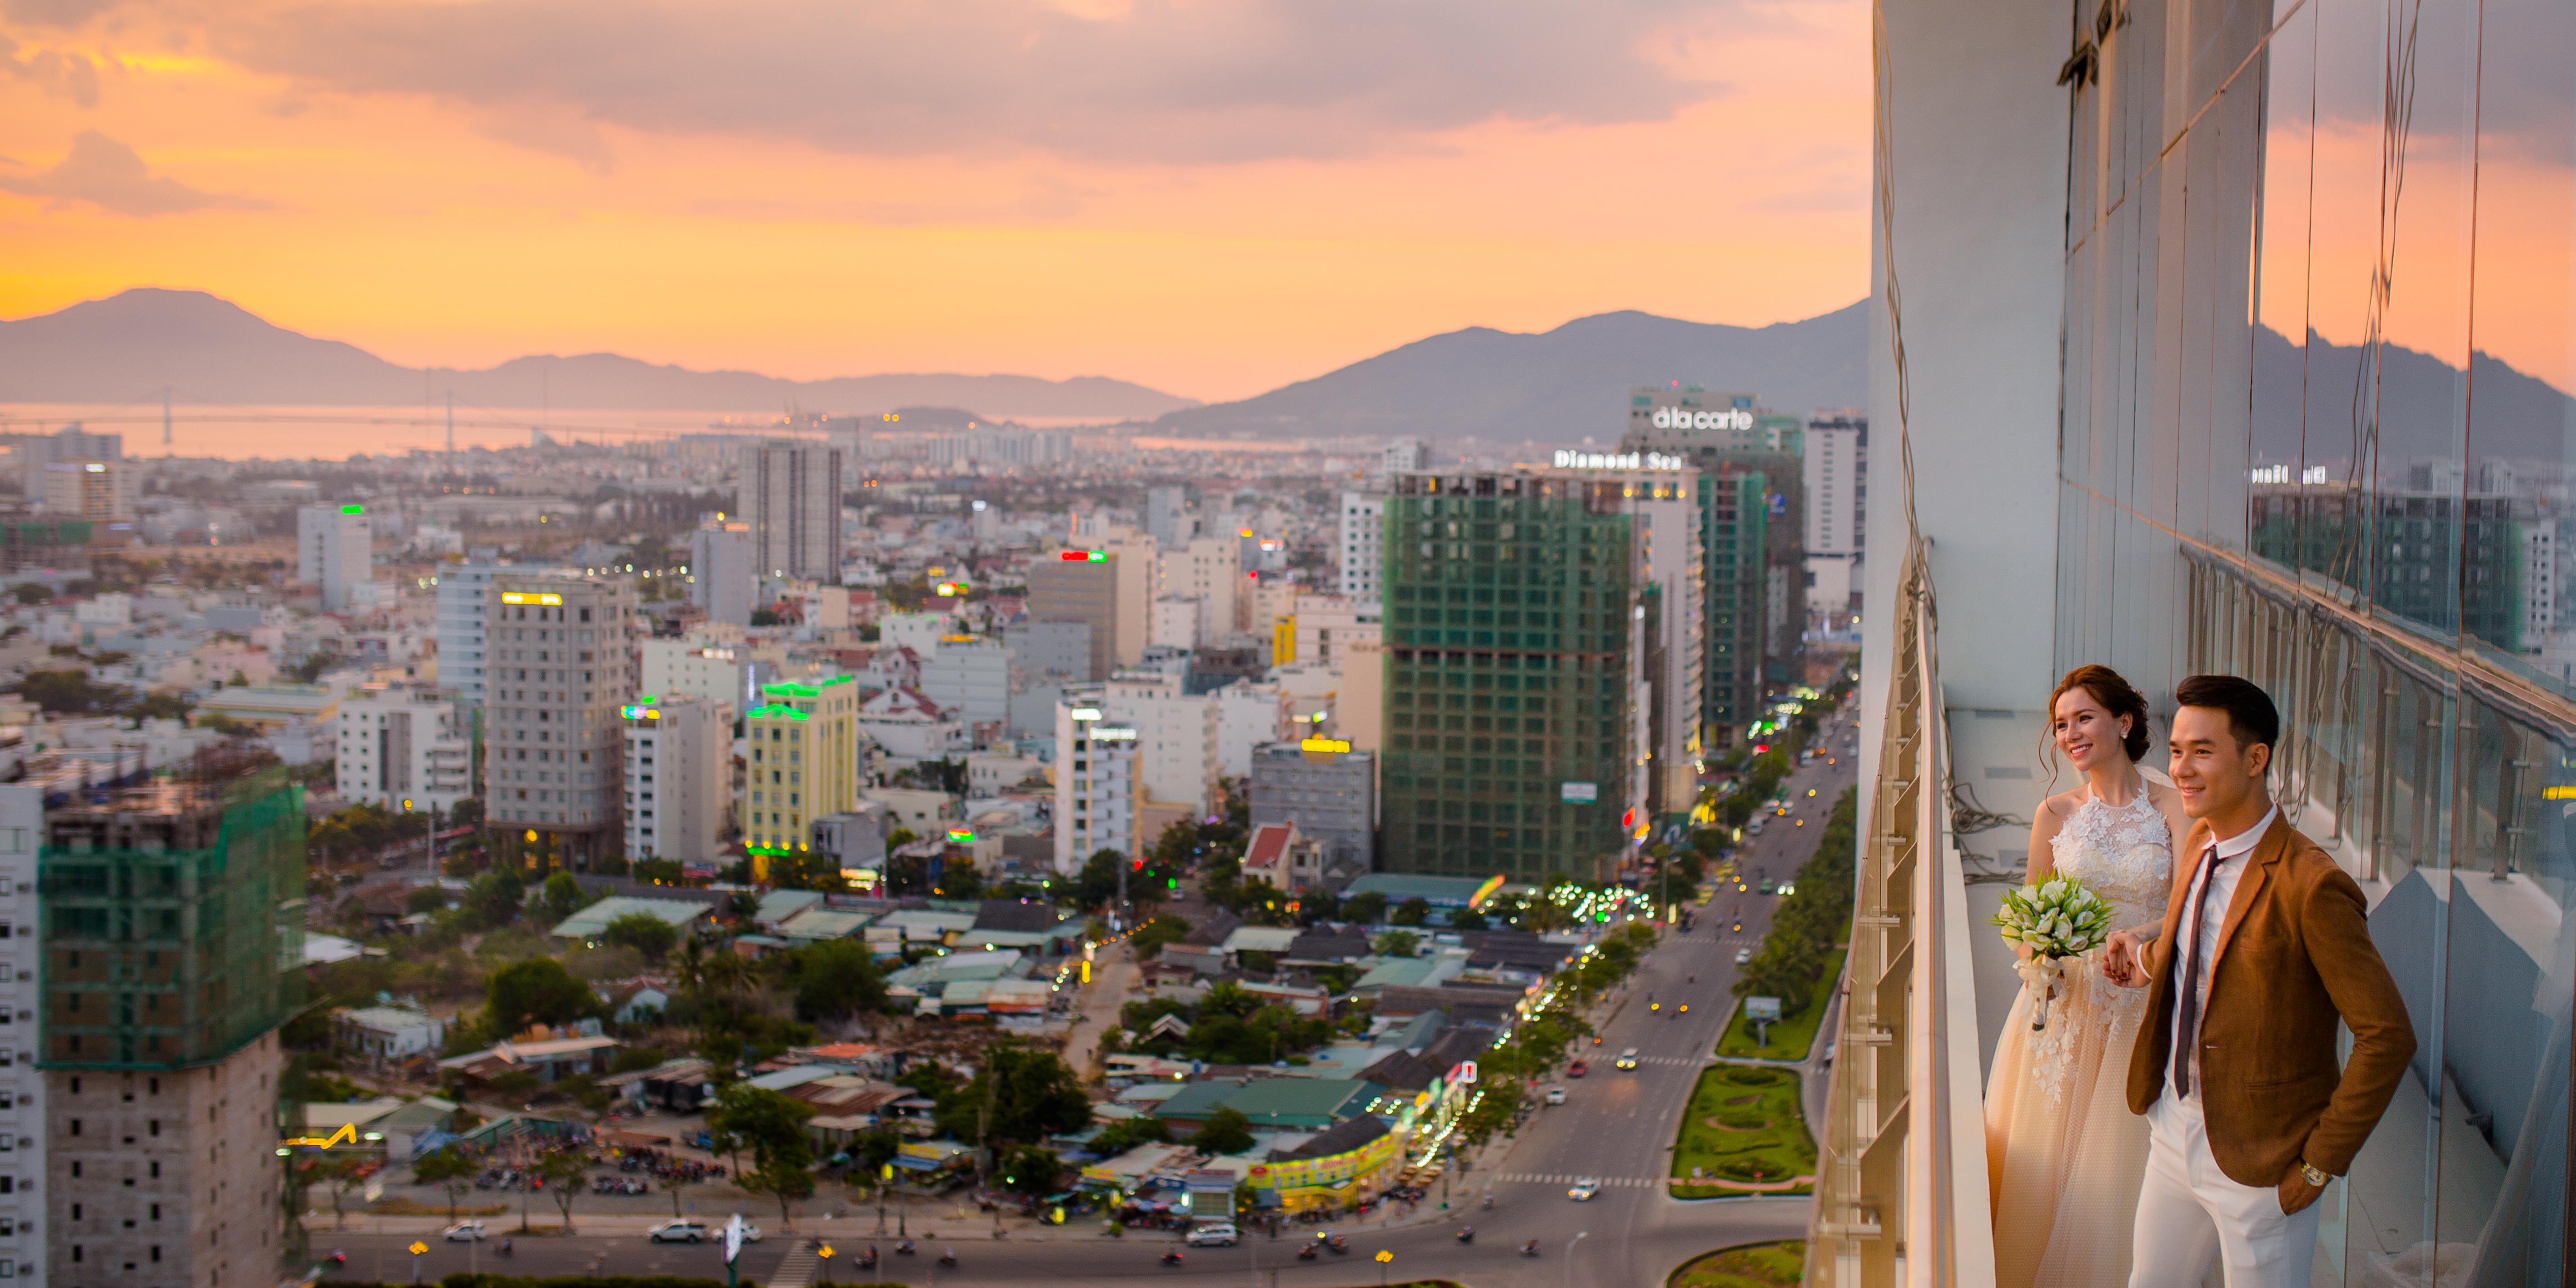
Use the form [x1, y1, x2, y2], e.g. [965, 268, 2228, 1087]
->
[1807, 545, 1996, 1288]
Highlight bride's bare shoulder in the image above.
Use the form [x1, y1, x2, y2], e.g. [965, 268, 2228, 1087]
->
[2033, 788, 2089, 830]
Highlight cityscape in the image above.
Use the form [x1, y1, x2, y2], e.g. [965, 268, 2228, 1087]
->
[3, 0, 2574, 1287]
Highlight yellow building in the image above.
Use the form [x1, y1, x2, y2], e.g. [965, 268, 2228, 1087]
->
[741, 673, 857, 879]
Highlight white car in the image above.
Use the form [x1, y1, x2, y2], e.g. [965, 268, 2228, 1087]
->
[443, 1221, 488, 1242]
[1544, 1085, 1568, 1105]
[1568, 1178, 1601, 1202]
[1187, 1222, 1240, 1247]
[647, 1219, 709, 1243]
[1735, 947, 1753, 965]
[1614, 1048, 1640, 1070]
[736, 1222, 766, 1243]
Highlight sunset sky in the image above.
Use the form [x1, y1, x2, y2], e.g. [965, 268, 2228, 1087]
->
[0, 0, 1873, 403]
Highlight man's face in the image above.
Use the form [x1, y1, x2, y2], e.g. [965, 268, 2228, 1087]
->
[2168, 704, 2267, 820]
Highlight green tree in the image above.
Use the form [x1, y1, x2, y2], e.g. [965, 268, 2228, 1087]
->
[306, 1153, 370, 1229]
[1449, 907, 1489, 931]
[1070, 848, 1129, 910]
[600, 911, 680, 962]
[1372, 929, 1420, 957]
[1127, 914, 1190, 961]
[483, 956, 599, 1034]
[538, 871, 588, 924]
[934, 1046, 1091, 1147]
[1191, 1105, 1255, 1156]
[1001, 1144, 1065, 1198]
[413, 1147, 477, 1222]
[1340, 890, 1388, 924]
[1390, 897, 1431, 926]
[780, 938, 887, 1022]
[1088, 1115, 1171, 1156]
[533, 1149, 588, 1231]
[708, 1082, 817, 1230]
[462, 869, 526, 928]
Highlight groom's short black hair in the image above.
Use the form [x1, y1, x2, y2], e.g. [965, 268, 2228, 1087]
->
[2174, 674, 2279, 756]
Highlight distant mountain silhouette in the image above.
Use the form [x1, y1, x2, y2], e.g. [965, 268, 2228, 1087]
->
[1147, 303, 1869, 443]
[2252, 323, 2576, 471]
[0, 288, 1197, 420]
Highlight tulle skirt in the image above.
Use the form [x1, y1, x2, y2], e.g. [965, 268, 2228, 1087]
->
[1986, 956, 2154, 1288]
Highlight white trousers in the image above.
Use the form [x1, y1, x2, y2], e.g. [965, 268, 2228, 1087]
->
[2127, 1094, 2322, 1288]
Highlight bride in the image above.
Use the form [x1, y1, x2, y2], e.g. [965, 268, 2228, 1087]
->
[1986, 665, 2188, 1288]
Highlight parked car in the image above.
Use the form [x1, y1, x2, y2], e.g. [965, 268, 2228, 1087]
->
[443, 1222, 488, 1243]
[1735, 948, 1753, 965]
[1567, 1179, 1601, 1202]
[648, 1219, 709, 1243]
[1544, 1085, 1567, 1105]
[1186, 1223, 1240, 1248]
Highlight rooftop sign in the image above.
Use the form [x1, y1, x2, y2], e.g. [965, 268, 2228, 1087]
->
[1650, 407, 1754, 432]
[1553, 449, 1688, 471]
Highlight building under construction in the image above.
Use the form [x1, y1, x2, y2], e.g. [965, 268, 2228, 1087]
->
[39, 766, 306, 1288]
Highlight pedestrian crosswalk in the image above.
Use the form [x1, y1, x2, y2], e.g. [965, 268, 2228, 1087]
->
[764, 1243, 818, 1288]
[1490, 1173, 1661, 1189]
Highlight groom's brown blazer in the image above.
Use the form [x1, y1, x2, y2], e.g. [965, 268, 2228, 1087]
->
[2125, 811, 2415, 1187]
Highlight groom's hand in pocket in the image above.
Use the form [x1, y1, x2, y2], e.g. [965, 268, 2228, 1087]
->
[2277, 1168, 2327, 1216]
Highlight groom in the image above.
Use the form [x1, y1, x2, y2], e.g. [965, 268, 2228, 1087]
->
[2099, 675, 2413, 1288]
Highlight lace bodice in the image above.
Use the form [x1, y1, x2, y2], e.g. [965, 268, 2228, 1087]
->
[2045, 791, 2173, 924]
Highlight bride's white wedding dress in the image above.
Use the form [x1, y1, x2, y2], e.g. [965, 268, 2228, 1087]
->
[1986, 790, 2173, 1288]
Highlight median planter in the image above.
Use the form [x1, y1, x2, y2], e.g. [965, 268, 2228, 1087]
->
[1667, 1067, 1816, 1198]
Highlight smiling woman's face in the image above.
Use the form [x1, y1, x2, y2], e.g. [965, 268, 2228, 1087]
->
[2052, 686, 2129, 775]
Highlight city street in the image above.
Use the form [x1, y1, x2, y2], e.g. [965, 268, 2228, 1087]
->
[312, 703, 1859, 1287]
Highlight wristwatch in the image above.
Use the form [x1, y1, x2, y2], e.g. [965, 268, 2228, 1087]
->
[2300, 1162, 2329, 1188]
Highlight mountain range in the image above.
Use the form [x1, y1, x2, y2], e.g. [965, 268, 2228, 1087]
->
[0, 289, 1874, 440]
[1147, 303, 1870, 443]
[0, 289, 1197, 421]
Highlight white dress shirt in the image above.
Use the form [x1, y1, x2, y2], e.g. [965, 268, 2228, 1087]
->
[2167, 803, 2277, 1101]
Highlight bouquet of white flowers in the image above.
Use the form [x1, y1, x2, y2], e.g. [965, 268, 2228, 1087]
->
[1992, 875, 2118, 1030]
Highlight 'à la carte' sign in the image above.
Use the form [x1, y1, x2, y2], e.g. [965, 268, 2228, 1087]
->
[1650, 407, 1755, 432]
[1553, 449, 1688, 471]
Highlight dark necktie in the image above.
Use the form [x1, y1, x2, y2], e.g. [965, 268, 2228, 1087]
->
[2171, 845, 2221, 1098]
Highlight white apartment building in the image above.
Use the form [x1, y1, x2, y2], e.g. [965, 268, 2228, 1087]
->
[1102, 671, 1218, 815]
[296, 502, 373, 612]
[918, 636, 1010, 727]
[1337, 492, 1385, 605]
[1149, 595, 1204, 650]
[737, 440, 845, 585]
[0, 787, 39, 1284]
[638, 637, 751, 721]
[1802, 411, 1867, 622]
[435, 556, 576, 708]
[1376, 438, 1426, 489]
[1160, 537, 1239, 640]
[1212, 680, 1287, 780]
[622, 694, 727, 865]
[333, 684, 473, 813]
[1286, 592, 1381, 669]
[689, 517, 756, 625]
[1051, 692, 1138, 872]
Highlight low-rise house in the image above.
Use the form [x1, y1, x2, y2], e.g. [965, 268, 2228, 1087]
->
[1156, 1077, 1385, 1134]
[334, 1005, 446, 1061]
[436, 1034, 622, 1086]
[548, 894, 714, 943]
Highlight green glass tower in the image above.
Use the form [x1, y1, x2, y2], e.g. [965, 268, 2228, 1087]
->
[1379, 472, 1643, 880]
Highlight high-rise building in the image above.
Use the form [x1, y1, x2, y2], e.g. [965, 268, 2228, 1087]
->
[741, 674, 858, 879]
[1027, 536, 1156, 678]
[1622, 393, 1803, 701]
[15, 424, 118, 497]
[41, 771, 305, 1288]
[1102, 671, 1218, 820]
[334, 683, 473, 813]
[434, 555, 504, 708]
[621, 694, 728, 866]
[42, 460, 135, 529]
[482, 575, 638, 869]
[1148, 595, 1203, 650]
[1337, 492, 1387, 606]
[0, 787, 38, 1282]
[637, 637, 750, 721]
[296, 502, 372, 611]
[1161, 536, 1240, 642]
[737, 441, 845, 585]
[1144, 486, 1191, 547]
[689, 517, 756, 625]
[1379, 469, 1656, 880]
[1802, 411, 1866, 625]
[1052, 692, 1138, 873]
[1376, 438, 1426, 488]
[1247, 741, 1375, 870]
[919, 636, 1010, 727]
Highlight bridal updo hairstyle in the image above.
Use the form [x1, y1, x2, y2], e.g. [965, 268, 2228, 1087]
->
[2048, 664, 2152, 763]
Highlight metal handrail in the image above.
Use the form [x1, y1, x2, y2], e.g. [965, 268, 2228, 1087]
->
[1806, 545, 1996, 1288]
